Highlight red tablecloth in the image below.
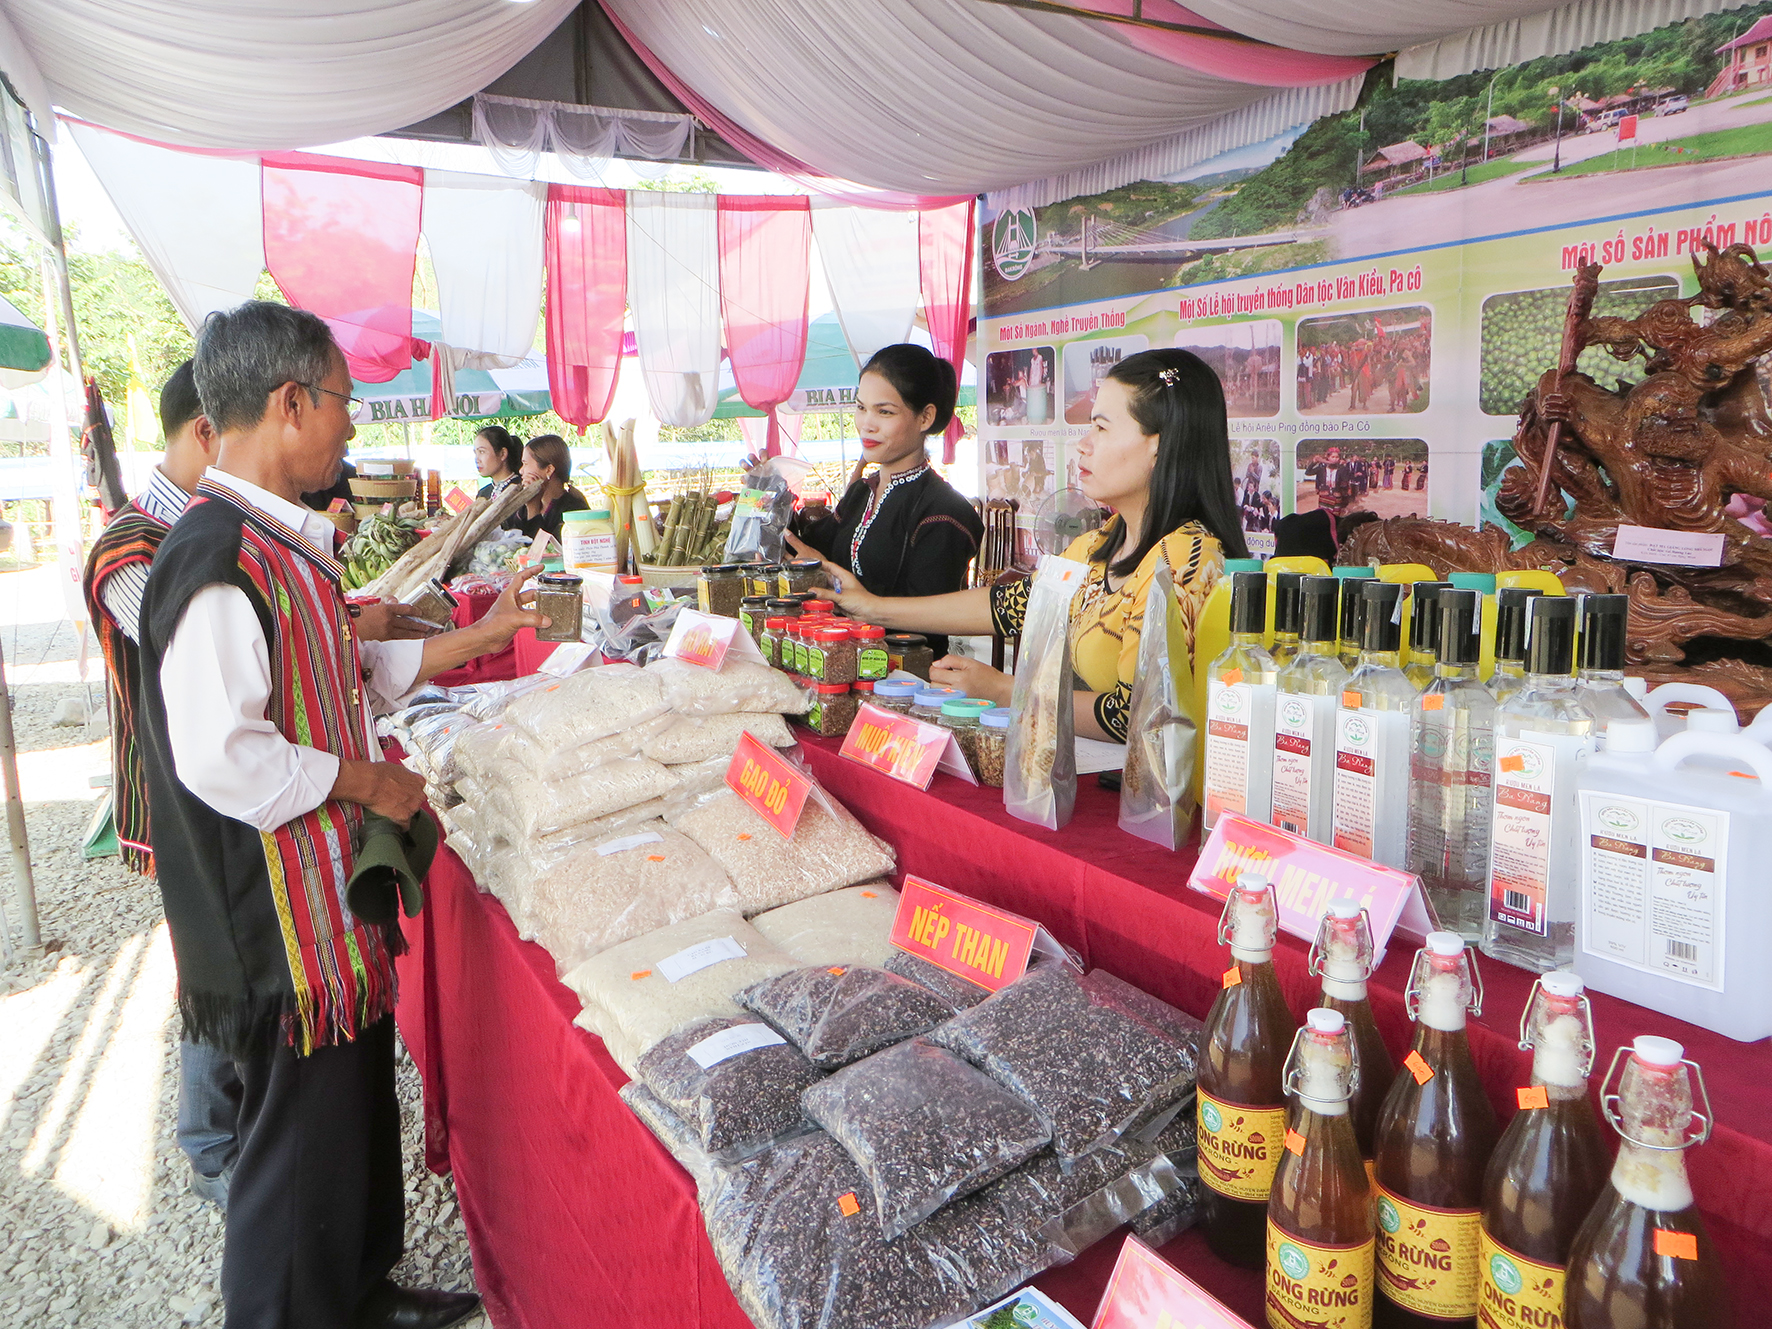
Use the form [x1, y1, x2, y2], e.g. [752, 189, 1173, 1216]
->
[397, 728, 1770, 1329]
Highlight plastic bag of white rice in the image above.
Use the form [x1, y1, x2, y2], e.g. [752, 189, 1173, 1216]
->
[503, 662, 669, 750]
[646, 657, 808, 716]
[669, 788, 895, 916]
[644, 712, 794, 765]
[751, 884, 900, 968]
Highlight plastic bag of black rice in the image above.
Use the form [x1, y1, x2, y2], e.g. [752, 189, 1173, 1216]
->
[882, 950, 992, 1010]
[736, 965, 953, 1070]
[926, 965, 1202, 1165]
[617, 1080, 715, 1192]
[635, 1015, 824, 1162]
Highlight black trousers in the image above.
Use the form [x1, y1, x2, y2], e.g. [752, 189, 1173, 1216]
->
[222, 1016, 405, 1329]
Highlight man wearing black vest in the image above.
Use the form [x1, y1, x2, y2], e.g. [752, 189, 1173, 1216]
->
[136, 302, 543, 1329]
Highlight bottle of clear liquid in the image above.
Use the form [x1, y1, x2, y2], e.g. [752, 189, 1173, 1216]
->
[1197, 874, 1297, 1269]
[1484, 596, 1592, 973]
[1566, 1037, 1729, 1328]
[1270, 571, 1304, 670]
[1374, 934, 1500, 1329]
[1478, 972, 1610, 1329]
[1408, 589, 1497, 941]
[1309, 900, 1396, 1165]
[1488, 588, 1542, 704]
[1403, 581, 1451, 691]
[1336, 568, 1376, 671]
[1334, 581, 1414, 870]
[1274, 576, 1349, 844]
[1205, 570, 1278, 830]
[1268, 1008, 1376, 1329]
[1575, 593, 1649, 748]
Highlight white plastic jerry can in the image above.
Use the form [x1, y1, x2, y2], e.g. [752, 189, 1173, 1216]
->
[1574, 728, 1772, 1042]
[1640, 681, 1735, 745]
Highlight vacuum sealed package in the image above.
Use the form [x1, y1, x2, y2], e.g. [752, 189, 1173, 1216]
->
[644, 711, 794, 765]
[1117, 561, 1199, 850]
[1004, 556, 1088, 831]
[751, 885, 900, 968]
[926, 966, 1202, 1165]
[618, 1081, 715, 1192]
[488, 757, 681, 841]
[736, 965, 951, 1070]
[646, 656, 808, 717]
[634, 1014, 823, 1162]
[884, 950, 993, 1011]
[502, 663, 670, 751]
[723, 455, 811, 565]
[800, 1039, 1051, 1239]
[459, 674, 555, 721]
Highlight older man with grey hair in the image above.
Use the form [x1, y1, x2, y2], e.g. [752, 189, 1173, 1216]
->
[135, 301, 541, 1329]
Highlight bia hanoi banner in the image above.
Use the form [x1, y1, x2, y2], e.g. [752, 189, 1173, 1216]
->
[979, 6, 1772, 562]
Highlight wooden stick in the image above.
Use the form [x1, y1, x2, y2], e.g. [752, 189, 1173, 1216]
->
[1532, 262, 1601, 517]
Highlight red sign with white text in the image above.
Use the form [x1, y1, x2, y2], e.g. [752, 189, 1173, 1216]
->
[723, 731, 811, 839]
[889, 876, 1042, 992]
[1091, 1236, 1256, 1329]
[442, 485, 475, 515]
[839, 701, 951, 788]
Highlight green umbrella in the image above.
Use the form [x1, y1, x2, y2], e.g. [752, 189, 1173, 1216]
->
[0, 291, 51, 387]
[350, 311, 551, 424]
[715, 312, 974, 419]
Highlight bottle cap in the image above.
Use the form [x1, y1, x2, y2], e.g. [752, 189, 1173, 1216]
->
[1237, 872, 1271, 895]
[1495, 587, 1544, 662]
[618, 574, 643, 585]
[1541, 970, 1586, 999]
[1686, 708, 1739, 735]
[1633, 1034, 1684, 1067]
[1579, 593, 1630, 672]
[1623, 676, 1649, 700]
[764, 617, 787, 630]
[1339, 578, 1368, 647]
[1525, 596, 1577, 676]
[1273, 573, 1304, 637]
[1230, 570, 1267, 635]
[941, 699, 985, 717]
[586, 507, 611, 520]
[1306, 1007, 1347, 1035]
[1326, 898, 1362, 919]
[1606, 718, 1657, 752]
[1409, 582, 1451, 657]
[980, 709, 1013, 729]
[1426, 931, 1465, 957]
[1437, 588, 1481, 665]
[1224, 558, 1264, 573]
[874, 679, 918, 698]
[853, 681, 875, 693]
[914, 688, 959, 707]
[1300, 576, 1340, 644]
[1332, 566, 1376, 578]
[1448, 572, 1497, 593]
[1361, 582, 1403, 653]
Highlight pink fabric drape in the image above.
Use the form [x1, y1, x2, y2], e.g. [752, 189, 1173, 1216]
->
[1066, 2, 1372, 83]
[718, 196, 811, 458]
[261, 153, 422, 383]
[918, 200, 976, 465]
[544, 184, 627, 429]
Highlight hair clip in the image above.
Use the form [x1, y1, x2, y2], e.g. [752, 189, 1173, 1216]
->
[1157, 367, 1180, 387]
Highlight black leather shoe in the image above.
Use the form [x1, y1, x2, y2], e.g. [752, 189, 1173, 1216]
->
[352, 1281, 481, 1329]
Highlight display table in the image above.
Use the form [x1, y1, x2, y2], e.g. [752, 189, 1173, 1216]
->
[397, 727, 1769, 1329]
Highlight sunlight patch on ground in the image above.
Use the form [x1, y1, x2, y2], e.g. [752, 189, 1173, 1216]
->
[0, 963, 89, 1125]
[18, 740, 110, 804]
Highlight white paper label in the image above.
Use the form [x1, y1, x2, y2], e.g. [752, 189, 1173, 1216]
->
[1610, 525, 1726, 568]
[1205, 679, 1253, 822]
[1332, 707, 1378, 857]
[656, 935, 748, 983]
[685, 1022, 787, 1069]
[1489, 735, 1560, 935]
[1580, 792, 1726, 992]
[1271, 693, 1324, 836]
[595, 830, 664, 857]
[565, 528, 616, 571]
[538, 641, 596, 677]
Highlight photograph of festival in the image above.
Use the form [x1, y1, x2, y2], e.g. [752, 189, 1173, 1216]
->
[1295, 306, 1433, 414]
[1229, 436, 1281, 556]
[1175, 320, 1282, 417]
[984, 346, 1057, 426]
[1292, 437, 1431, 519]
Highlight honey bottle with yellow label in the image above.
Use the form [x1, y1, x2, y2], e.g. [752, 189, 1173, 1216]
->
[1372, 933, 1500, 1329]
[1268, 1007, 1376, 1329]
[1197, 873, 1297, 1269]
[1565, 1036, 1728, 1329]
[1477, 972, 1610, 1329]
[1309, 900, 1396, 1165]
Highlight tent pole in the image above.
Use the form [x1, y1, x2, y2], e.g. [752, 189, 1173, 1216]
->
[0, 631, 38, 949]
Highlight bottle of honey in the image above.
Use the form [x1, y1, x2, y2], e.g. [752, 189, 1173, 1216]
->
[1308, 900, 1396, 1165]
[1268, 1007, 1376, 1329]
[1565, 1036, 1728, 1328]
[1197, 873, 1297, 1269]
[1373, 932, 1499, 1329]
[1478, 972, 1611, 1329]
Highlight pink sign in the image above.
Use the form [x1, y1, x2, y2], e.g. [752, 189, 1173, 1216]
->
[1092, 1236, 1255, 1329]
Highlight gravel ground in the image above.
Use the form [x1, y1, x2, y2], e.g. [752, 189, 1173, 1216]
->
[0, 567, 487, 1327]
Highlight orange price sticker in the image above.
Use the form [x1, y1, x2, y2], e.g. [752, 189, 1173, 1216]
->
[1341, 690, 1362, 709]
[837, 1192, 861, 1218]
[1221, 966, 1242, 988]
[1221, 668, 1244, 686]
[1404, 1050, 1435, 1085]
[1516, 1085, 1549, 1110]
[723, 732, 812, 840]
[1284, 1129, 1306, 1156]
[1499, 754, 1526, 773]
[630, 970, 652, 981]
[1654, 1229, 1698, 1261]
[1420, 694, 1445, 711]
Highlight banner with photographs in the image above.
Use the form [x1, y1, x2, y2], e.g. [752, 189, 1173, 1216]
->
[979, 5, 1772, 562]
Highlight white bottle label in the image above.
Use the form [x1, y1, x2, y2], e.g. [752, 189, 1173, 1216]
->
[1579, 792, 1726, 992]
[1331, 705, 1377, 858]
[1489, 735, 1561, 936]
[1205, 678, 1254, 824]
[565, 528, 617, 571]
[1271, 694, 1320, 837]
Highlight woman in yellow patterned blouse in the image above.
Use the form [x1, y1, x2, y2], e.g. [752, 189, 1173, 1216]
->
[808, 348, 1248, 742]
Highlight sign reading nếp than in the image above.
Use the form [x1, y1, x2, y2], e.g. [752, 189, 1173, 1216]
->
[889, 877, 1070, 992]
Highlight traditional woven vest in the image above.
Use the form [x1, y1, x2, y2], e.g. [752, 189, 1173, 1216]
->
[138, 479, 400, 1056]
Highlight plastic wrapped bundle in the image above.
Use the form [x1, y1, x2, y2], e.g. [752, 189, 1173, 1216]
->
[404, 712, 489, 787]
[562, 910, 799, 1076]
[883, 951, 991, 1011]
[670, 789, 895, 916]
[484, 757, 680, 840]
[736, 966, 951, 1070]
[752, 885, 900, 968]
[800, 1039, 1050, 1239]
[518, 824, 739, 973]
[647, 656, 808, 717]
[1117, 562, 1198, 851]
[1129, 1160, 1204, 1248]
[645, 712, 795, 765]
[926, 966, 1202, 1165]
[459, 674, 554, 721]
[635, 1015, 823, 1162]
[502, 662, 669, 750]
[500, 712, 679, 781]
[618, 1081, 715, 1192]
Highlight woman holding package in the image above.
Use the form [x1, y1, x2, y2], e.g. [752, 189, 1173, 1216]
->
[786, 343, 982, 657]
[807, 348, 1246, 742]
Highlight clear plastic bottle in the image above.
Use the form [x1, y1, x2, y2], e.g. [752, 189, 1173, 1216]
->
[1403, 581, 1452, 691]
[1478, 972, 1611, 1329]
[1268, 1008, 1376, 1329]
[1334, 581, 1414, 870]
[1197, 874, 1297, 1269]
[1336, 568, 1377, 671]
[1309, 900, 1396, 1165]
[1274, 576, 1349, 844]
[1565, 1037, 1728, 1329]
[1484, 597, 1592, 973]
[1270, 571, 1304, 670]
[1575, 594, 1649, 748]
[1373, 934, 1500, 1329]
[1204, 570, 1278, 830]
[1408, 589, 1497, 941]
[1487, 588, 1542, 704]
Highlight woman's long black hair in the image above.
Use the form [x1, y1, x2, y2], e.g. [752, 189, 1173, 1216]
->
[1096, 347, 1248, 577]
[476, 424, 522, 476]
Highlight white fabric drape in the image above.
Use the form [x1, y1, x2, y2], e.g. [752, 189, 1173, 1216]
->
[67, 120, 263, 331]
[627, 192, 722, 429]
[421, 169, 545, 364]
[1395, 0, 1734, 80]
[472, 94, 695, 180]
[810, 205, 920, 370]
[3, 0, 577, 150]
